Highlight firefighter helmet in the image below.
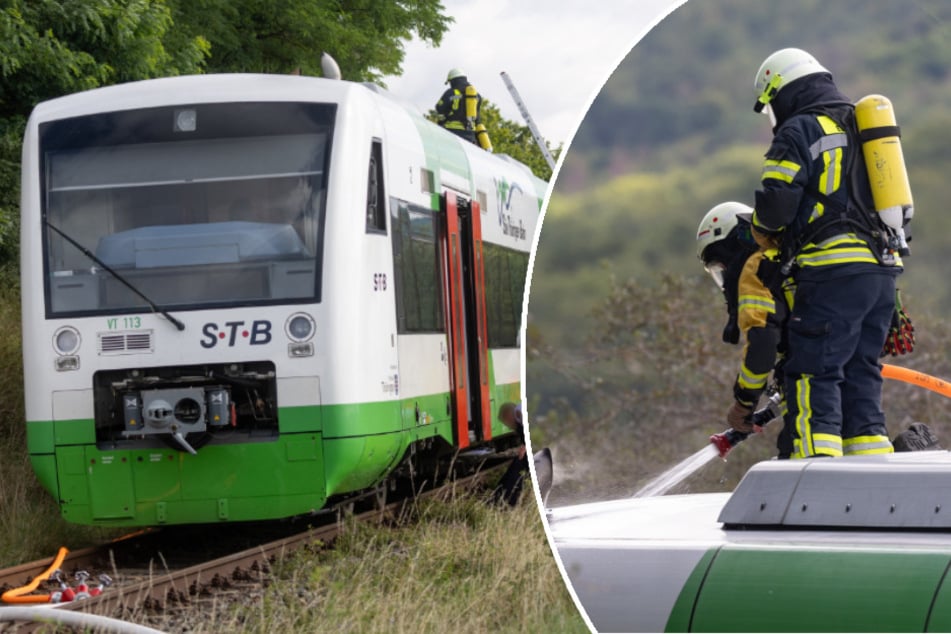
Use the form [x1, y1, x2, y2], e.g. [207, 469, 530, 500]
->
[697, 202, 753, 289]
[446, 68, 466, 83]
[753, 48, 828, 113]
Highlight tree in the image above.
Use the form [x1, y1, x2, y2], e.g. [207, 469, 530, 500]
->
[166, 0, 453, 83]
[0, 0, 209, 118]
[0, 0, 209, 264]
[479, 101, 559, 182]
[0, 0, 455, 267]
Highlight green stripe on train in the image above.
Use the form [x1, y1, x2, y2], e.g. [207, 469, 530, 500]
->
[26, 381, 519, 526]
[667, 546, 951, 632]
[664, 548, 718, 632]
[408, 110, 473, 198]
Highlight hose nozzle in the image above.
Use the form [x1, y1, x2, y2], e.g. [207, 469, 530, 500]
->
[710, 429, 750, 459]
[710, 392, 784, 459]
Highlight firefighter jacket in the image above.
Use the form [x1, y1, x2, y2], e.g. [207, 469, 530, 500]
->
[750, 74, 901, 282]
[732, 250, 789, 409]
[435, 78, 482, 131]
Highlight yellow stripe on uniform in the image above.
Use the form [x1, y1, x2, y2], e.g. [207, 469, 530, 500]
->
[843, 435, 894, 455]
[806, 233, 870, 250]
[737, 362, 769, 391]
[793, 375, 814, 459]
[762, 159, 801, 184]
[814, 116, 846, 204]
[792, 376, 843, 458]
[812, 433, 843, 457]
[738, 295, 776, 314]
[797, 233, 879, 267]
[816, 115, 844, 135]
[819, 146, 843, 195]
[797, 248, 879, 267]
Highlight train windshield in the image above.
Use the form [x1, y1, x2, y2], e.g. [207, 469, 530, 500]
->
[40, 102, 334, 316]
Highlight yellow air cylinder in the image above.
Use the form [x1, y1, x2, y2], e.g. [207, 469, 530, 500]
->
[854, 94, 913, 232]
[475, 123, 493, 152]
[464, 85, 478, 122]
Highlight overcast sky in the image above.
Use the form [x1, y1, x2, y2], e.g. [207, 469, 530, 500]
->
[383, 0, 684, 147]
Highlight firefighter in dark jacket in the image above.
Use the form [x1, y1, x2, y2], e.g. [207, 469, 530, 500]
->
[697, 202, 793, 458]
[749, 48, 902, 458]
[434, 68, 491, 150]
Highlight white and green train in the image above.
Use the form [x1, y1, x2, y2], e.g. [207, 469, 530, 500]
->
[20, 73, 544, 526]
[548, 453, 951, 632]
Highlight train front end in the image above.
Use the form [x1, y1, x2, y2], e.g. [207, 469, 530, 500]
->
[21, 76, 349, 526]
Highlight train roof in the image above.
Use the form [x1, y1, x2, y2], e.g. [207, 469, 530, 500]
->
[27, 73, 361, 123]
[27, 73, 547, 196]
[550, 452, 951, 546]
[721, 450, 951, 529]
[549, 453, 951, 634]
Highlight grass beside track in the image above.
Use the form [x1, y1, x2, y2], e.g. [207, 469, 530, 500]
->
[178, 491, 586, 634]
[0, 281, 120, 566]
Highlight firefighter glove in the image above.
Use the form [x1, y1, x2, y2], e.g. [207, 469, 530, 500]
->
[882, 289, 915, 357]
[727, 401, 755, 433]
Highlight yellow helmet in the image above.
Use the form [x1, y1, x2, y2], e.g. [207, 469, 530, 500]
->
[753, 48, 828, 114]
[446, 68, 466, 83]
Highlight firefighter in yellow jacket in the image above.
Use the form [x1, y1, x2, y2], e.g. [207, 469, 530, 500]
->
[697, 202, 793, 458]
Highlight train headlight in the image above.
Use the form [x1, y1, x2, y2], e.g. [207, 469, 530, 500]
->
[285, 313, 315, 342]
[53, 326, 81, 355]
[173, 108, 197, 132]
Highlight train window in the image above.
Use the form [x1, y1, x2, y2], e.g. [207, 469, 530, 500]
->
[476, 190, 488, 214]
[366, 140, 386, 234]
[482, 243, 528, 348]
[39, 102, 334, 316]
[391, 200, 444, 333]
[419, 168, 435, 194]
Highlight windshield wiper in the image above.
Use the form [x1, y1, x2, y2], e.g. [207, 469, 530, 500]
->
[45, 220, 186, 331]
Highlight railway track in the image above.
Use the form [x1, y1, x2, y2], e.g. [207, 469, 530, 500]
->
[0, 463, 506, 632]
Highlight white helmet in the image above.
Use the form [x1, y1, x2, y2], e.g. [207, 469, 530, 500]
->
[753, 48, 829, 115]
[446, 68, 466, 83]
[696, 202, 753, 289]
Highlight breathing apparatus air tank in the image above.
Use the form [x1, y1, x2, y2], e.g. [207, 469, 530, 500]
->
[464, 84, 478, 122]
[475, 123, 493, 151]
[854, 94, 913, 255]
[464, 84, 492, 151]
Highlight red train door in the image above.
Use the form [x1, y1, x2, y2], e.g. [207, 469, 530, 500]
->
[442, 192, 492, 449]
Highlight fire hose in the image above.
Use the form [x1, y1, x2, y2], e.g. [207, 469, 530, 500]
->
[881, 363, 951, 398]
[0, 546, 67, 604]
[0, 608, 165, 634]
[710, 364, 951, 458]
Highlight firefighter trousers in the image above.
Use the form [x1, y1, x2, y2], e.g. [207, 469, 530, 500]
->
[784, 270, 897, 458]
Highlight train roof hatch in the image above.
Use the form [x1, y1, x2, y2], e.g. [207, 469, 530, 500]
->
[719, 451, 951, 530]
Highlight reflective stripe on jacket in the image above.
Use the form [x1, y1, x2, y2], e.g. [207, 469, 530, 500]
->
[751, 109, 893, 272]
